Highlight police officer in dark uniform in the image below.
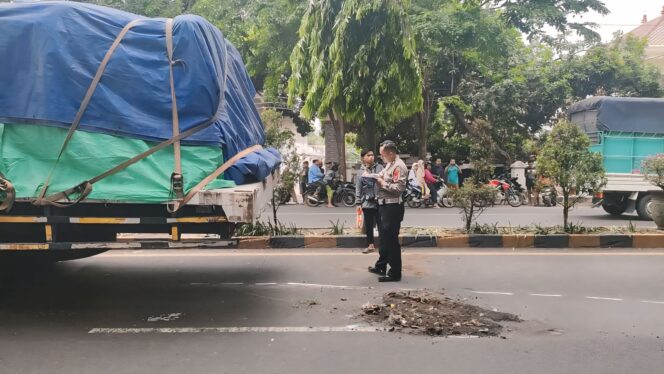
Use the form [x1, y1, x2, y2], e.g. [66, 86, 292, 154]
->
[367, 140, 407, 282]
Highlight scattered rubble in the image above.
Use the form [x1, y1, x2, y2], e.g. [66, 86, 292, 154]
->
[147, 313, 182, 322]
[361, 291, 520, 337]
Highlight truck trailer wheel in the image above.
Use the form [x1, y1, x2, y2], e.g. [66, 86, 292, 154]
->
[602, 202, 626, 216]
[636, 194, 653, 220]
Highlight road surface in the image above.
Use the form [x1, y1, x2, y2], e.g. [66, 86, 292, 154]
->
[1, 249, 663, 373]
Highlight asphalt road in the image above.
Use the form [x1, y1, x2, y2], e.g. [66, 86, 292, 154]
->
[276, 204, 657, 229]
[2, 249, 664, 373]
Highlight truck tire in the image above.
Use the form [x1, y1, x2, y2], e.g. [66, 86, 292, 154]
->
[602, 202, 626, 216]
[636, 194, 653, 220]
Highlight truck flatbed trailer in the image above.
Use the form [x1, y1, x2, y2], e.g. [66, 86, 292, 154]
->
[0, 172, 276, 253]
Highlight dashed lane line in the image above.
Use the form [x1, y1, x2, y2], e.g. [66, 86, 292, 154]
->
[187, 283, 664, 307]
[88, 326, 484, 337]
[286, 282, 370, 290]
[471, 291, 514, 296]
[89, 326, 380, 334]
[641, 300, 664, 305]
[585, 296, 624, 301]
[189, 281, 368, 289]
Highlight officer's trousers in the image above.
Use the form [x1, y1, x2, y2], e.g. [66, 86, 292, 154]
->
[377, 203, 405, 277]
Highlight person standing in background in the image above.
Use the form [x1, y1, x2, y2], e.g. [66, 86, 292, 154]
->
[424, 162, 439, 207]
[300, 160, 309, 203]
[445, 159, 461, 189]
[525, 161, 536, 205]
[432, 158, 445, 180]
[356, 149, 383, 254]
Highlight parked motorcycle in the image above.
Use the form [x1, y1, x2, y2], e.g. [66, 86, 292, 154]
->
[474, 176, 522, 207]
[335, 181, 356, 207]
[303, 180, 355, 207]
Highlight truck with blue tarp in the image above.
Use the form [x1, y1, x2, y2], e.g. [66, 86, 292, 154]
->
[568, 96, 664, 220]
[0, 2, 280, 259]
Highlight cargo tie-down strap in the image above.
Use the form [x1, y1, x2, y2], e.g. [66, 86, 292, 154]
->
[31, 18, 259, 212]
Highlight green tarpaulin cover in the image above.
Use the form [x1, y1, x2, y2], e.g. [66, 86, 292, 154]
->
[0, 123, 235, 203]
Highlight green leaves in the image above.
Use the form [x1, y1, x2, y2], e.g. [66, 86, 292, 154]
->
[288, 0, 423, 144]
[563, 34, 663, 99]
[642, 154, 664, 191]
[191, 0, 306, 99]
[537, 120, 606, 230]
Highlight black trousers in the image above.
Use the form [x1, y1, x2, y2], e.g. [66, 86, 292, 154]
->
[376, 203, 405, 277]
[362, 208, 381, 246]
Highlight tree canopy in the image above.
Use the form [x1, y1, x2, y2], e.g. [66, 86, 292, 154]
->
[288, 0, 423, 151]
[13, 0, 664, 166]
[537, 120, 606, 231]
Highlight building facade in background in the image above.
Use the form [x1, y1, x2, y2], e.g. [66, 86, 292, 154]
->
[630, 6, 664, 84]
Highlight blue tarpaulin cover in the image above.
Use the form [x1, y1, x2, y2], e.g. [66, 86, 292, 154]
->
[0, 1, 280, 185]
[567, 96, 664, 135]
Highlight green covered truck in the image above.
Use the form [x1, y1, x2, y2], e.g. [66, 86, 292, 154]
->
[568, 97, 664, 220]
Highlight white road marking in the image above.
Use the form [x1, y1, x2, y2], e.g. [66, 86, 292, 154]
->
[585, 296, 623, 301]
[471, 291, 514, 296]
[640, 300, 664, 305]
[89, 325, 381, 334]
[255, 283, 277, 286]
[529, 293, 562, 297]
[286, 282, 369, 290]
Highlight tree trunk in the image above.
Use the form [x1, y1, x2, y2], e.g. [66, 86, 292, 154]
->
[363, 106, 377, 152]
[330, 109, 347, 181]
[417, 83, 432, 160]
[466, 207, 473, 233]
[563, 189, 569, 232]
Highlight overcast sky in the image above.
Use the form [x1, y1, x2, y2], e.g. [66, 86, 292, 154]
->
[580, 0, 663, 42]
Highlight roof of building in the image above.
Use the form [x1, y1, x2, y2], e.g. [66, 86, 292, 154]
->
[629, 6, 664, 46]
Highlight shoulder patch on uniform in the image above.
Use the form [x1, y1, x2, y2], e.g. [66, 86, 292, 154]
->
[392, 168, 400, 182]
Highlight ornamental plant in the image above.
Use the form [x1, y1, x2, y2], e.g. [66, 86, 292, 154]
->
[537, 120, 606, 232]
[642, 154, 664, 191]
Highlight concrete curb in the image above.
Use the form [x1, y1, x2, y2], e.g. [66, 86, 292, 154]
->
[234, 233, 664, 249]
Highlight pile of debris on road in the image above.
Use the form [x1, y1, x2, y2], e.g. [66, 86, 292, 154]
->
[361, 291, 520, 337]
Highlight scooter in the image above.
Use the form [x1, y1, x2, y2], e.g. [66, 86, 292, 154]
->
[403, 182, 436, 208]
